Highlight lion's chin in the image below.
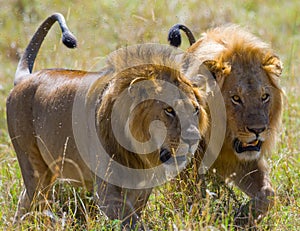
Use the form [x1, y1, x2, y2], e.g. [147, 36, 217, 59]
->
[162, 154, 191, 180]
[233, 138, 263, 161]
[160, 145, 193, 180]
[159, 148, 191, 167]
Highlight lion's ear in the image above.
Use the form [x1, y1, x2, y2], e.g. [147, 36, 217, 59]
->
[189, 74, 207, 88]
[189, 63, 212, 91]
[263, 55, 283, 77]
[203, 60, 231, 88]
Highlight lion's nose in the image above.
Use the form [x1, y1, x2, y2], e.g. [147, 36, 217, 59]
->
[181, 125, 200, 147]
[181, 137, 199, 147]
[246, 126, 266, 135]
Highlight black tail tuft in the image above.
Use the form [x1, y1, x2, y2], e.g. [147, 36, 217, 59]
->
[14, 13, 77, 85]
[62, 31, 77, 48]
[168, 24, 182, 47]
[168, 24, 196, 48]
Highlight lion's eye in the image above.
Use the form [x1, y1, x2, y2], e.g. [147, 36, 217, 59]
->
[164, 107, 176, 117]
[262, 93, 270, 103]
[231, 95, 242, 105]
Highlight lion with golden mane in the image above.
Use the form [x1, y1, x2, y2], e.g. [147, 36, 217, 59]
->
[169, 24, 283, 219]
[7, 13, 208, 229]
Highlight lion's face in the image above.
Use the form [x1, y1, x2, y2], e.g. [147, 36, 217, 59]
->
[222, 63, 272, 160]
[186, 25, 283, 163]
[127, 75, 207, 168]
[206, 54, 283, 161]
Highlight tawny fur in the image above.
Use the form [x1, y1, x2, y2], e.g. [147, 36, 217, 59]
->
[185, 25, 283, 219]
[7, 13, 209, 229]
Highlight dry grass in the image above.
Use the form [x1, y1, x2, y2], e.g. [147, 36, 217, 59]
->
[0, 0, 299, 230]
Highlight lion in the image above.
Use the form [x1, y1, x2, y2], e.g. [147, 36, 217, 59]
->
[7, 13, 209, 229]
[168, 24, 283, 220]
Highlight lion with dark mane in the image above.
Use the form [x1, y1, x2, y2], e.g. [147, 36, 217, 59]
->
[169, 24, 283, 220]
[7, 13, 208, 229]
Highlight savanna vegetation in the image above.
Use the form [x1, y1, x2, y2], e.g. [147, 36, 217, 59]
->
[0, 0, 299, 230]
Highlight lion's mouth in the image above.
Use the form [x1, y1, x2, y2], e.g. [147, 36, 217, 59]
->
[160, 148, 187, 164]
[233, 138, 263, 153]
[160, 148, 172, 163]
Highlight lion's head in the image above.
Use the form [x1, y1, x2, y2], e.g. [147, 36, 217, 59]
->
[92, 46, 209, 172]
[188, 25, 283, 161]
[127, 76, 204, 165]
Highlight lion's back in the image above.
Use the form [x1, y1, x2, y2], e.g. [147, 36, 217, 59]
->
[6, 70, 104, 183]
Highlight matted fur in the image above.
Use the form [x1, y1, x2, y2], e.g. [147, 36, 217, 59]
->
[185, 25, 283, 219]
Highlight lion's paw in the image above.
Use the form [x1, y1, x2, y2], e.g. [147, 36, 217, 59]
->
[254, 185, 275, 215]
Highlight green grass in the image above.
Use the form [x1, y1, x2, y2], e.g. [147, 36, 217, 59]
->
[0, 0, 299, 230]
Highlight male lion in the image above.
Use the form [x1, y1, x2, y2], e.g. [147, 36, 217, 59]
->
[168, 24, 283, 220]
[7, 13, 208, 229]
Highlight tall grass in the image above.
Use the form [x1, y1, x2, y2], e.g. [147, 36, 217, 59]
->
[0, 0, 299, 230]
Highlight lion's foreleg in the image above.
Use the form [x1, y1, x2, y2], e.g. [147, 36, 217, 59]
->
[94, 179, 149, 230]
[234, 158, 275, 218]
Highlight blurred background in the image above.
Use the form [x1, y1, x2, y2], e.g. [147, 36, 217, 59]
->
[0, 0, 299, 230]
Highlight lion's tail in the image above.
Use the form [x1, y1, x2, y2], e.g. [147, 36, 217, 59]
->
[14, 13, 77, 85]
[168, 24, 196, 48]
